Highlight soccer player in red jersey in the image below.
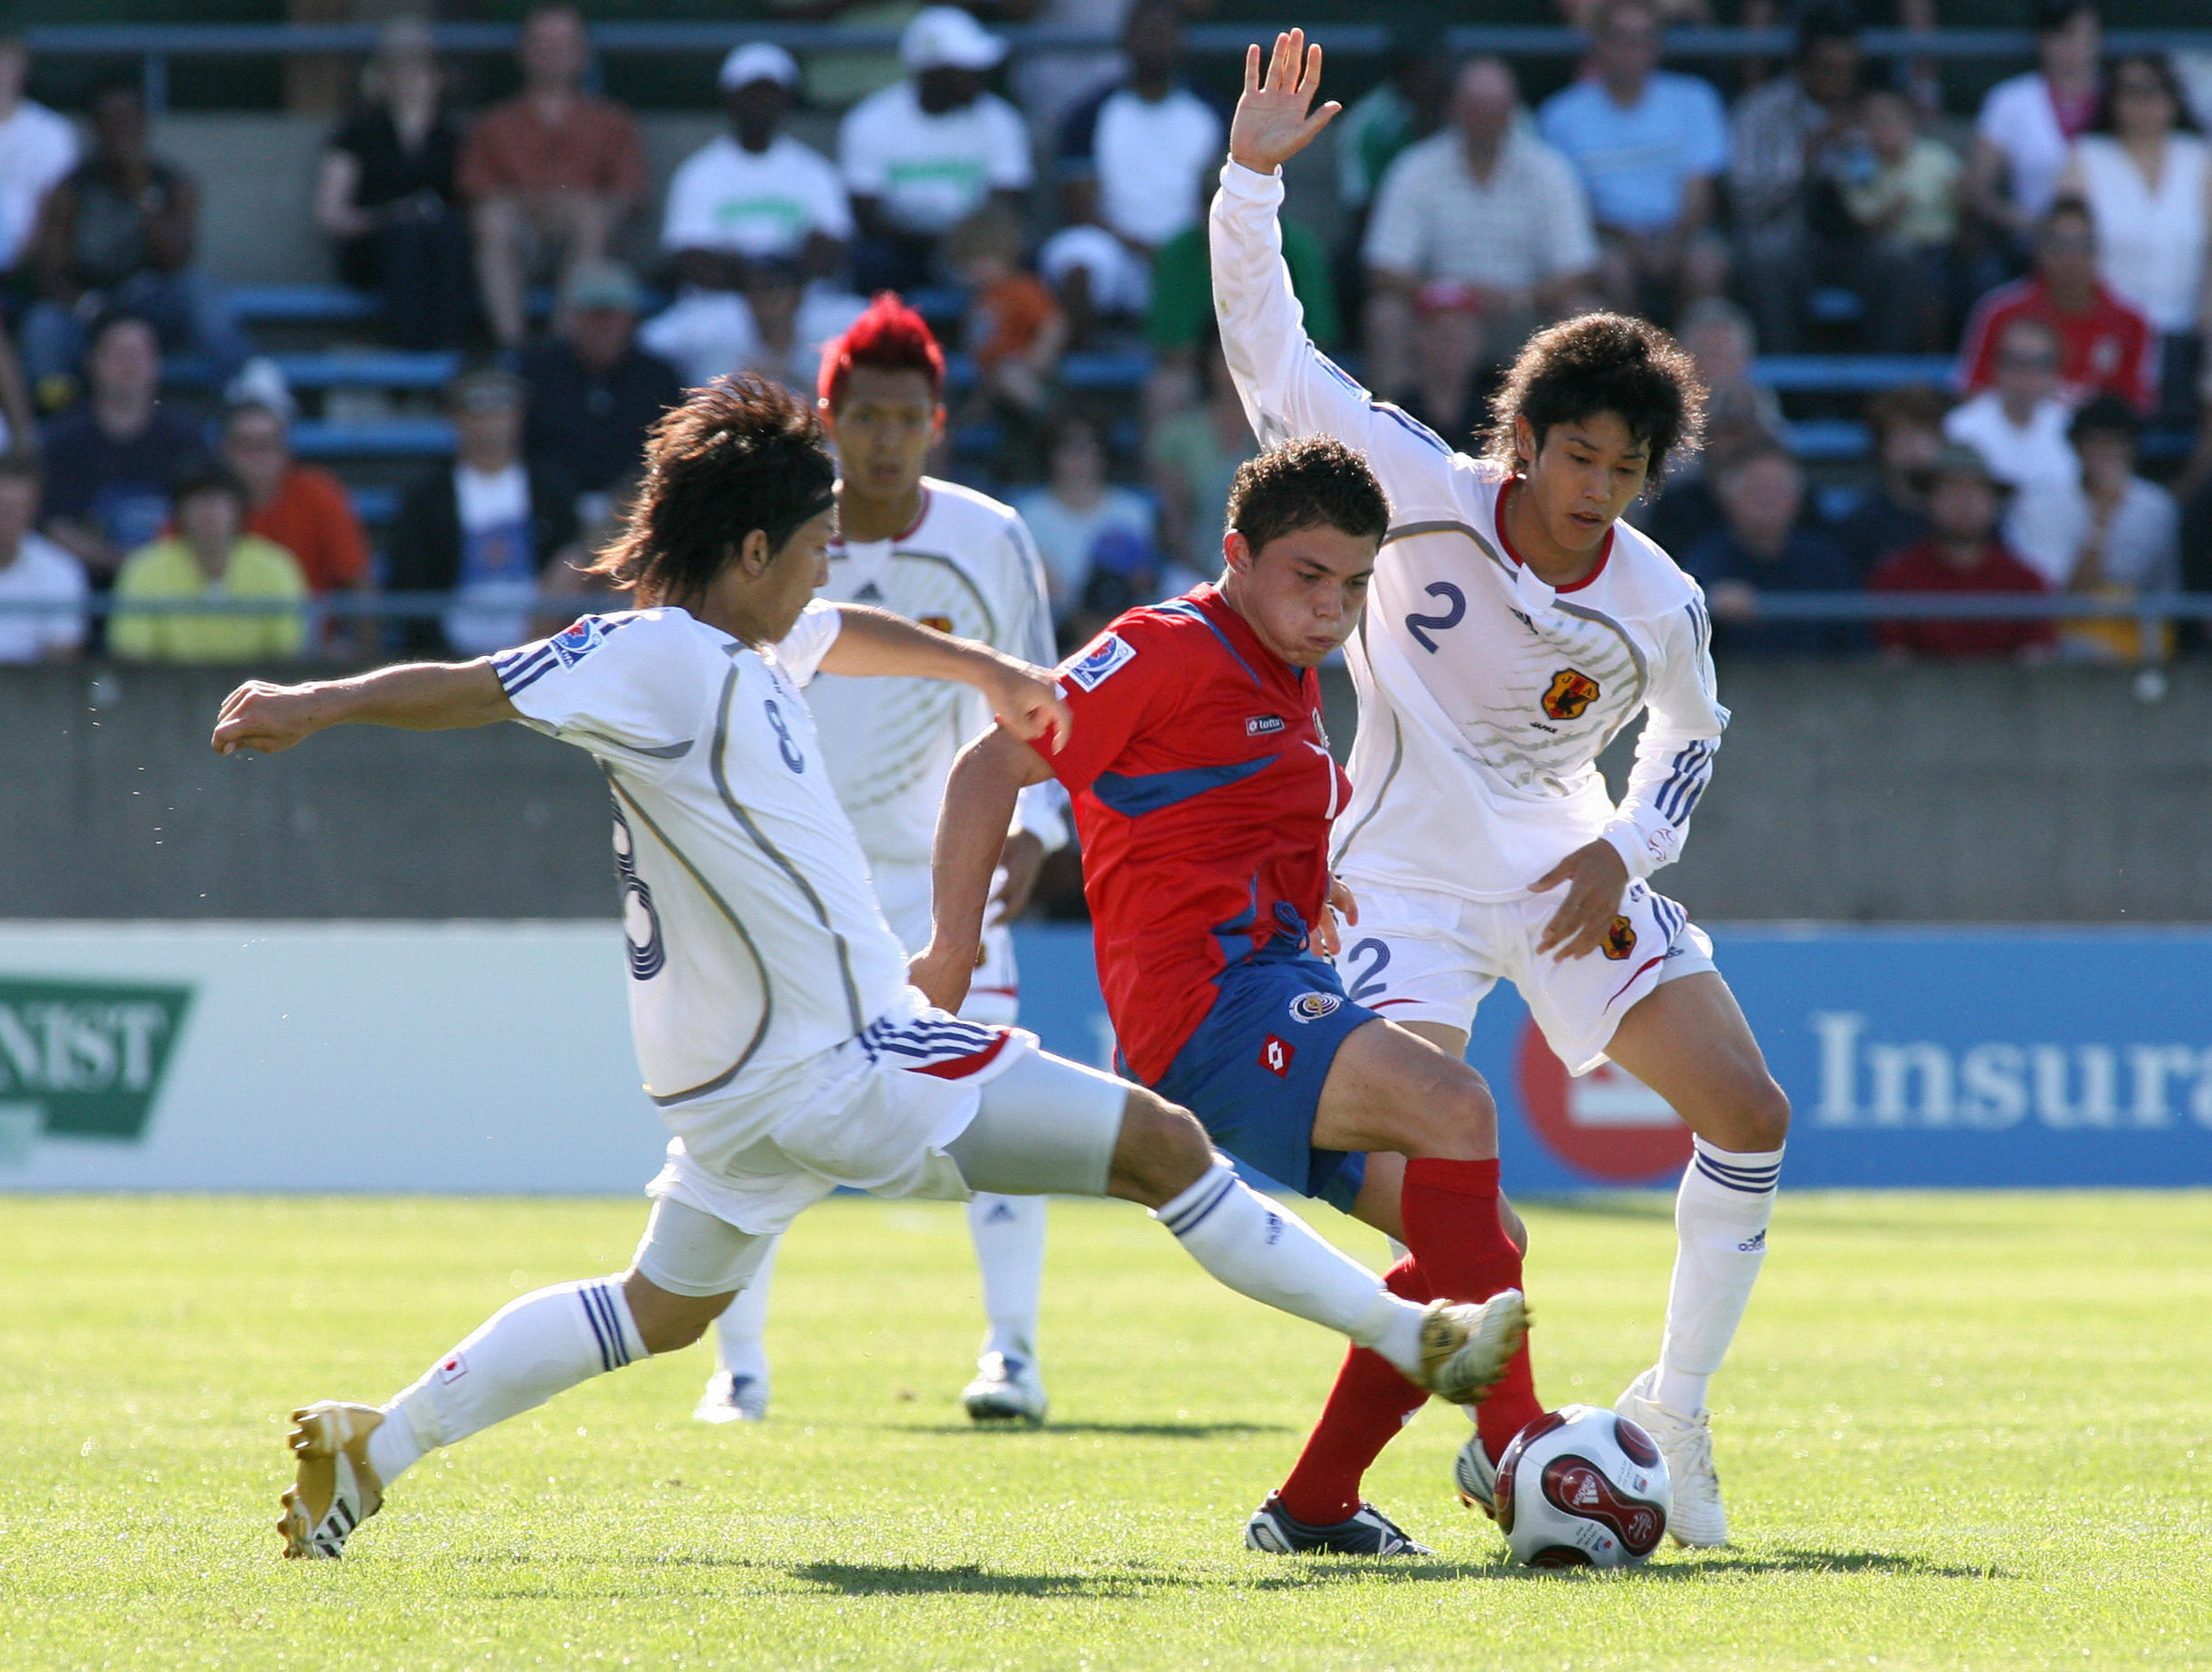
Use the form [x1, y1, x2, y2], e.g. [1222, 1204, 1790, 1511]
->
[915, 437, 1543, 1554]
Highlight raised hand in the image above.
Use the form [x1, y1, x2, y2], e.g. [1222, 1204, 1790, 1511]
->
[1228, 29, 1341, 176]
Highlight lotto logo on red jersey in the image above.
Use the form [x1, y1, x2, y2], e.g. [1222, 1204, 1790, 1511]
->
[1259, 1034, 1295, 1077]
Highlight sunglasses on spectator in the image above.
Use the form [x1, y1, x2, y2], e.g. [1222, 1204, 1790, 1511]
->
[1998, 349, 2059, 368]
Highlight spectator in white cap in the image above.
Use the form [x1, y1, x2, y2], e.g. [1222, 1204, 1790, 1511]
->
[645, 42, 869, 396]
[663, 43, 851, 293]
[837, 5, 1033, 292]
[1038, 0, 1223, 341]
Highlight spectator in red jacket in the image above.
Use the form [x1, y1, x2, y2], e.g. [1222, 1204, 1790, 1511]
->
[223, 398, 376, 655]
[1956, 196, 2155, 411]
[1870, 442, 2055, 659]
[458, 5, 644, 349]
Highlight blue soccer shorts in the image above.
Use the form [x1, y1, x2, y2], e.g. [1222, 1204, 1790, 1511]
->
[1149, 950, 1378, 1212]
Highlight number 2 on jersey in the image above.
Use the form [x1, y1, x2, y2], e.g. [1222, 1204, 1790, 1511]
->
[1343, 937, 1391, 1002]
[1404, 582, 1466, 653]
[764, 698, 804, 773]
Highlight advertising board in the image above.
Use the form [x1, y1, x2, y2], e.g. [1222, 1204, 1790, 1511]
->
[3, 922, 2205, 1192]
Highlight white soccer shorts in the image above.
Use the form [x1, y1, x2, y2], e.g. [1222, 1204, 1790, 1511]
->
[871, 858, 1019, 1026]
[1334, 874, 1716, 1075]
[634, 1041, 1125, 1297]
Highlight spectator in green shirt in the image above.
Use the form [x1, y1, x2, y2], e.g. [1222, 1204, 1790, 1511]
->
[1144, 189, 1340, 421]
[109, 461, 308, 663]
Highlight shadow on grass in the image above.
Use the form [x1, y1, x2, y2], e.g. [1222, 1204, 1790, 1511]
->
[1645, 1547, 2002, 1581]
[890, 1420, 1296, 1439]
[788, 1560, 1509, 1596]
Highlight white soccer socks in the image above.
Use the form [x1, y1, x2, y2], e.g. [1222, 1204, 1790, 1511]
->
[965, 1192, 1048, 1364]
[708, 1234, 780, 1390]
[1656, 1137, 1783, 1414]
[367, 1276, 650, 1487]
[1154, 1163, 1422, 1375]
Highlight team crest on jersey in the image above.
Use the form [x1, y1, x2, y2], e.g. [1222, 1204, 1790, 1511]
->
[1543, 668, 1601, 720]
[1288, 991, 1342, 1022]
[919, 614, 954, 634]
[1247, 714, 1286, 736]
[1067, 632, 1135, 691]
[548, 615, 606, 668]
[1602, 916, 1638, 960]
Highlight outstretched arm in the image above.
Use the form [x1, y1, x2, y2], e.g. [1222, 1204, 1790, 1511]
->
[911, 723, 1054, 1012]
[211, 660, 516, 755]
[1213, 32, 1448, 475]
[817, 602, 1071, 754]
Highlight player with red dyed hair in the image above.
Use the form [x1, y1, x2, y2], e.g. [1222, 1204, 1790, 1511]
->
[692, 293, 1076, 1430]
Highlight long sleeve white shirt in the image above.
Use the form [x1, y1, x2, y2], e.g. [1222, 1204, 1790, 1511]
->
[1210, 160, 1729, 900]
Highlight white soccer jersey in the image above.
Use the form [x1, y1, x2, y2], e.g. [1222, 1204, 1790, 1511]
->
[493, 603, 912, 1107]
[807, 478, 1063, 869]
[1210, 160, 1730, 904]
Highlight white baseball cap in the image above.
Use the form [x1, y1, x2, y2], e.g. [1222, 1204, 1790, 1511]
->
[900, 6, 1005, 71]
[718, 42, 800, 90]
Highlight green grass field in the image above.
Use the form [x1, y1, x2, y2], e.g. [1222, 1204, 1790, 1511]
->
[2, 1192, 2207, 1670]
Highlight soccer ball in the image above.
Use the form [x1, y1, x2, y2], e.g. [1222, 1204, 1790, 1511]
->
[1495, 1403, 1671, 1569]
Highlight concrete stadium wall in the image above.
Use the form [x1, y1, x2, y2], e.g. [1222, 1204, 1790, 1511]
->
[4, 659, 2206, 922]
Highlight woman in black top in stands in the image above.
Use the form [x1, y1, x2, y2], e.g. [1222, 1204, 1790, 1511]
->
[313, 19, 471, 349]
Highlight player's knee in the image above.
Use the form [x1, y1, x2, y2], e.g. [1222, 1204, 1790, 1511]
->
[1395, 1060, 1498, 1159]
[621, 1269, 732, 1356]
[1742, 1077, 1791, 1154]
[1105, 1088, 1215, 1209]
[1704, 1071, 1790, 1154]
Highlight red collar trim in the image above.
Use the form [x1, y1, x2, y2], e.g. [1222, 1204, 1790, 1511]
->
[830, 483, 930, 552]
[1495, 478, 1612, 593]
[897, 484, 931, 542]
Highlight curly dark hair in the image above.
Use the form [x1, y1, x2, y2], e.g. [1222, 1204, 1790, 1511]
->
[588, 375, 837, 608]
[1482, 312, 1707, 489]
[1225, 434, 1391, 556]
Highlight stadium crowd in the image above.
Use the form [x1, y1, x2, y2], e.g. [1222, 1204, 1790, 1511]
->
[0, 0, 2206, 668]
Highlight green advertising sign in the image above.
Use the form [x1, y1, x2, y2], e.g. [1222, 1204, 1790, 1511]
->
[0, 977, 194, 1141]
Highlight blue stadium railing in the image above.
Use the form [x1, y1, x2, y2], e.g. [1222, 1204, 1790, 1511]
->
[24, 22, 2212, 114]
[6, 594, 2207, 628]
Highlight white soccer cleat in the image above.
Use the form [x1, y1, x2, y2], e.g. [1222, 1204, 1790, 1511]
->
[1416, 1291, 1529, 1408]
[962, 1351, 1048, 1426]
[1452, 1430, 1499, 1518]
[693, 1370, 769, 1424]
[1616, 1366, 1727, 1546]
[277, 1401, 385, 1559]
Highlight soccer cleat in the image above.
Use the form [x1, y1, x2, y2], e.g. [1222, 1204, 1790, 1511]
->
[1616, 1366, 1727, 1546]
[1245, 1493, 1435, 1556]
[1415, 1290, 1530, 1407]
[962, 1352, 1048, 1426]
[693, 1370, 769, 1424]
[1452, 1430, 1499, 1518]
[276, 1401, 385, 1560]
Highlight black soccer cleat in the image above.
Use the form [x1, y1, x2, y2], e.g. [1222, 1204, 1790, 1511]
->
[1244, 1492, 1435, 1556]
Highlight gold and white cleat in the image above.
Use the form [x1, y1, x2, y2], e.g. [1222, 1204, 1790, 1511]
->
[277, 1401, 385, 1559]
[1416, 1290, 1530, 1407]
